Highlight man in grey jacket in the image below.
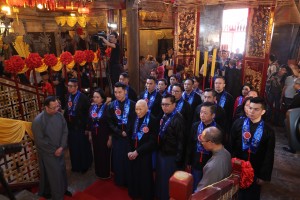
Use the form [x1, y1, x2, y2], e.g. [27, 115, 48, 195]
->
[32, 96, 69, 200]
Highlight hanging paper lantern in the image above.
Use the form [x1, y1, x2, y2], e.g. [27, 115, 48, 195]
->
[25, 53, 43, 70]
[44, 54, 58, 67]
[7, 0, 25, 7]
[4, 55, 25, 73]
[60, 51, 73, 65]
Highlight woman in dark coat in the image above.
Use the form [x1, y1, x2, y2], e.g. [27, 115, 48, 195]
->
[87, 88, 112, 178]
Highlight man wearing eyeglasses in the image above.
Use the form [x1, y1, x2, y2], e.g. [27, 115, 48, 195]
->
[186, 102, 223, 191]
[195, 126, 231, 191]
[32, 96, 70, 200]
[64, 78, 92, 174]
[156, 94, 184, 200]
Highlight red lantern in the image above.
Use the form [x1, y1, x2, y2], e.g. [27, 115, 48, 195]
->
[7, 0, 25, 7]
[78, 7, 90, 14]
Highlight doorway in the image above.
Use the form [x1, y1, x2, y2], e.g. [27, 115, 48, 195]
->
[220, 8, 248, 54]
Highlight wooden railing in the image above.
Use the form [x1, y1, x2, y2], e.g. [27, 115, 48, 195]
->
[169, 161, 241, 200]
[0, 77, 44, 191]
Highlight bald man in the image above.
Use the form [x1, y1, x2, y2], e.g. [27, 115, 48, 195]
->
[196, 127, 232, 191]
[127, 100, 158, 200]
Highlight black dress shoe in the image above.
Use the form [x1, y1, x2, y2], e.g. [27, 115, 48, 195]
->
[64, 190, 72, 197]
[282, 146, 296, 154]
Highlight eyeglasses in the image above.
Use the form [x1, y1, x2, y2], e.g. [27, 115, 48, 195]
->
[161, 103, 172, 107]
[47, 105, 60, 110]
[172, 90, 181, 93]
[67, 85, 76, 88]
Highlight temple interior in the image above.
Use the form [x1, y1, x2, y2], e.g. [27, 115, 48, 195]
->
[0, 0, 300, 200]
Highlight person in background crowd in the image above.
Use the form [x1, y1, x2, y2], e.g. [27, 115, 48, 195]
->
[40, 71, 54, 96]
[224, 59, 242, 100]
[156, 94, 184, 200]
[157, 78, 168, 97]
[86, 88, 112, 179]
[282, 64, 300, 108]
[139, 76, 163, 120]
[196, 126, 231, 191]
[119, 72, 138, 102]
[99, 32, 123, 85]
[247, 89, 259, 98]
[32, 96, 71, 200]
[265, 65, 287, 126]
[186, 102, 223, 191]
[64, 78, 92, 173]
[183, 78, 202, 114]
[175, 64, 185, 84]
[233, 83, 253, 117]
[145, 55, 158, 71]
[172, 83, 192, 136]
[193, 76, 204, 100]
[149, 69, 158, 81]
[267, 54, 279, 79]
[214, 76, 234, 145]
[193, 88, 226, 131]
[288, 77, 300, 109]
[107, 82, 136, 186]
[128, 100, 157, 200]
[140, 55, 149, 92]
[156, 56, 165, 80]
[30, 70, 42, 86]
[231, 97, 275, 200]
[233, 96, 253, 121]
[167, 75, 178, 93]
[165, 47, 174, 79]
[52, 70, 66, 109]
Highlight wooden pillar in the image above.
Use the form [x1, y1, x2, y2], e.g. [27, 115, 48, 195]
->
[242, 5, 275, 96]
[126, 0, 139, 93]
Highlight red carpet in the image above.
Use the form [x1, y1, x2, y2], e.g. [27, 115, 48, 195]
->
[63, 179, 131, 200]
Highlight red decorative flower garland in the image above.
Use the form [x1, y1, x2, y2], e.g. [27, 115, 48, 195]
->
[25, 53, 43, 70]
[105, 48, 111, 58]
[60, 51, 73, 65]
[4, 55, 25, 73]
[44, 54, 58, 67]
[74, 50, 86, 64]
[85, 50, 95, 63]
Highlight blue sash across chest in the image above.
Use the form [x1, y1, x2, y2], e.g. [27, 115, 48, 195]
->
[143, 90, 157, 110]
[90, 104, 106, 127]
[242, 118, 264, 153]
[132, 111, 150, 140]
[218, 92, 227, 108]
[196, 121, 216, 154]
[159, 110, 177, 138]
[175, 97, 184, 112]
[182, 91, 196, 105]
[68, 91, 81, 116]
[114, 99, 130, 125]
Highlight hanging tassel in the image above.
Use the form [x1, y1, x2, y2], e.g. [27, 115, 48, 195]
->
[157, 135, 160, 144]
[248, 148, 251, 161]
[135, 136, 137, 148]
[200, 151, 203, 163]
